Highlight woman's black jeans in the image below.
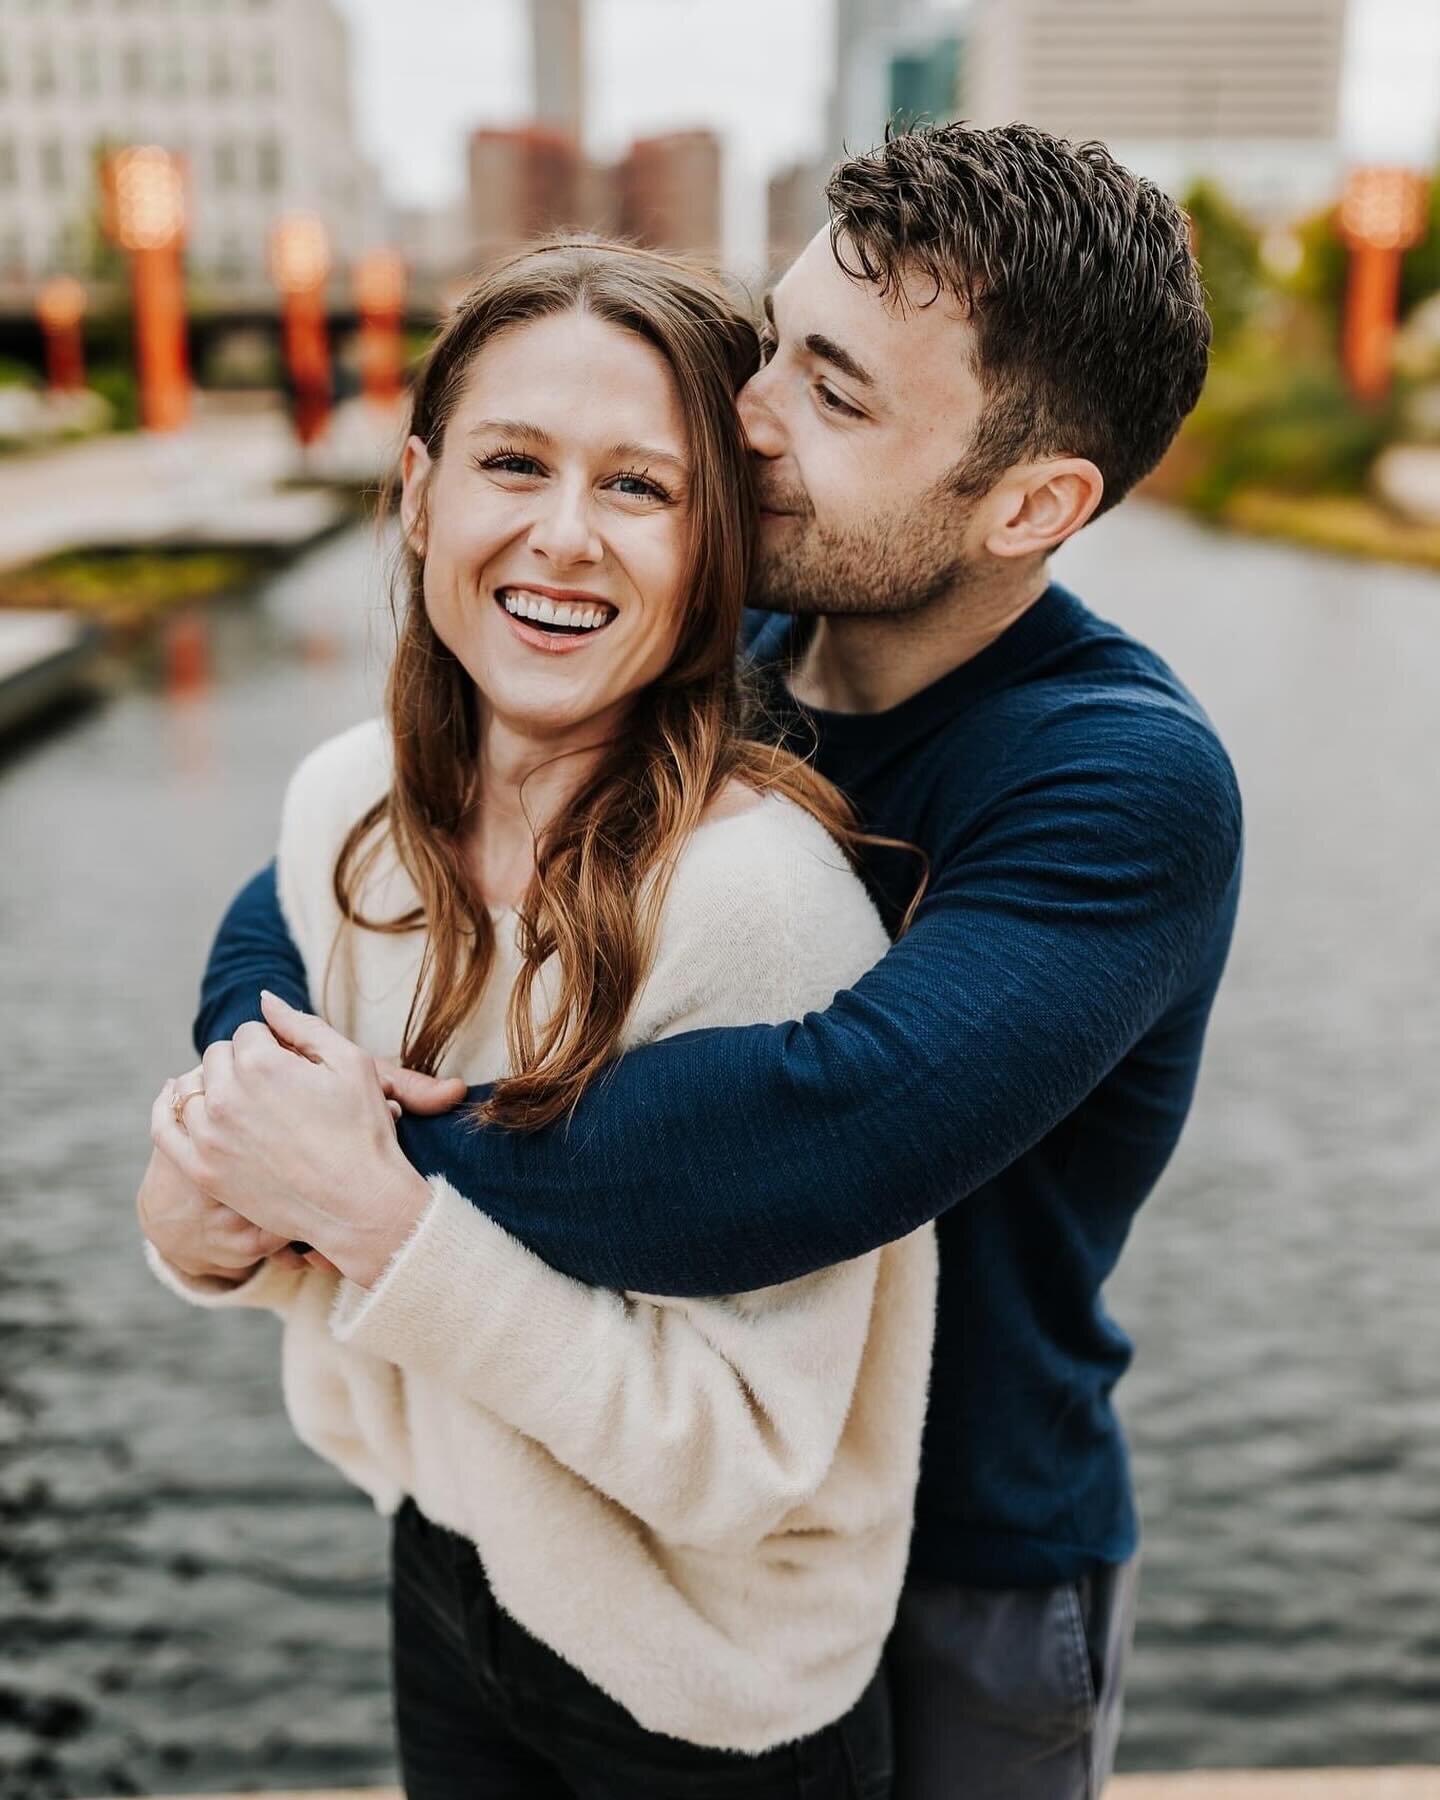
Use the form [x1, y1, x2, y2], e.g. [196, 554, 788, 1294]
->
[389, 1492, 893, 1799]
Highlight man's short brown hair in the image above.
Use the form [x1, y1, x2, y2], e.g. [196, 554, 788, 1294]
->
[825, 121, 1211, 516]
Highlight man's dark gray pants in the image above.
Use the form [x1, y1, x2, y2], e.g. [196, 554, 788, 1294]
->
[882, 1550, 1142, 1798]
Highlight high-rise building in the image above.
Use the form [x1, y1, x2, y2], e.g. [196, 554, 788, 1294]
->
[767, 161, 829, 275]
[828, 0, 964, 159]
[967, 0, 1349, 218]
[467, 127, 584, 261]
[0, 0, 382, 291]
[618, 132, 722, 261]
[532, 0, 585, 145]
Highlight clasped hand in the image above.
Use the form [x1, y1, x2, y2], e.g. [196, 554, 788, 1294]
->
[139, 991, 468, 1290]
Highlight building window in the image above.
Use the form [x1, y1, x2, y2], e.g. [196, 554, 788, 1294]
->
[256, 134, 281, 192]
[1, 230, 25, 278]
[122, 42, 146, 94]
[33, 41, 58, 96]
[218, 232, 246, 280]
[253, 43, 275, 95]
[161, 38, 185, 95]
[0, 47, 8, 97]
[208, 43, 233, 95]
[40, 139, 65, 192]
[76, 41, 99, 94]
[214, 138, 238, 188]
[0, 140, 16, 189]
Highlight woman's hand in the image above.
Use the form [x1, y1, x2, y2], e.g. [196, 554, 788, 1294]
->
[150, 992, 467, 1289]
[137, 1115, 301, 1283]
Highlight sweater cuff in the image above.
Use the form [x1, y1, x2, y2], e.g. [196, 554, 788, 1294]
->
[143, 1236, 298, 1311]
[326, 1176, 588, 1419]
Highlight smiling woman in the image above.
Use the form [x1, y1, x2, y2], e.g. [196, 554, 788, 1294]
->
[138, 236, 938, 1799]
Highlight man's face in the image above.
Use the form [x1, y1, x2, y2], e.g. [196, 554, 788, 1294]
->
[738, 228, 993, 616]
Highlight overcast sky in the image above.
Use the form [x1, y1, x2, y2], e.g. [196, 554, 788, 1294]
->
[331, 0, 1440, 270]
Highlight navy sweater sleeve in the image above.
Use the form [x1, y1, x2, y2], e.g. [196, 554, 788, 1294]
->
[193, 702, 1242, 1299]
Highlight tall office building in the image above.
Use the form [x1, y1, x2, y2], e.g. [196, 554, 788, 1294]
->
[828, 0, 964, 159]
[467, 127, 583, 261]
[967, 0, 1349, 218]
[618, 132, 722, 261]
[0, 0, 382, 290]
[532, 0, 585, 145]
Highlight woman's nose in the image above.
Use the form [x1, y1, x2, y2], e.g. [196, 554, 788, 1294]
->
[528, 482, 602, 567]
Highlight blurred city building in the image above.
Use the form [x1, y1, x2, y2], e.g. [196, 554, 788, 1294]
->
[468, 126, 584, 261]
[618, 131, 722, 260]
[829, 0, 964, 158]
[966, 0, 1350, 220]
[0, 0, 383, 299]
[465, 124, 721, 265]
[767, 161, 829, 274]
[532, 0, 586, 145]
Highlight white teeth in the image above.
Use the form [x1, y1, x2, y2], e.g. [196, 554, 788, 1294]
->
[499, 590, 614, 629]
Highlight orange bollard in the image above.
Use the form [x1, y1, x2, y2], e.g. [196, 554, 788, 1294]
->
[101, 146, 191, 433]
[1337, 166, 1429, 405]
[272, 213, 333, 447]
[354, 250, 407, 408]
[36, 278, 87, 393]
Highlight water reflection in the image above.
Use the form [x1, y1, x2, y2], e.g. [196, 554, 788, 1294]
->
[0, 507, 1436, 1791]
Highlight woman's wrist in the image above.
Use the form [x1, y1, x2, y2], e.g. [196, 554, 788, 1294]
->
[328, 1162, 435, 1291]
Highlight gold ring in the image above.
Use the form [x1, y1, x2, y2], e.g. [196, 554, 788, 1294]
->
[170, 1083, 205, 1127]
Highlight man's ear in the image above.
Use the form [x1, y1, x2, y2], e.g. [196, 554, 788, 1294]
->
[399, 435, 433, 557]
[983, 458, 1104, 562]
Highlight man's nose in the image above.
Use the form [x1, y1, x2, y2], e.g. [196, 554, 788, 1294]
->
[528, 480, 602, 565]
[737, 371, 786, 459]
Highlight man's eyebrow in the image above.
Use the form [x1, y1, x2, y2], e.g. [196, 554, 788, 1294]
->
[804, 333, 874, 389]
[762, 291, 876, 390]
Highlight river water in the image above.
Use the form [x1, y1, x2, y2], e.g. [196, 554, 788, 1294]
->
[0, 504, 1436, 1794]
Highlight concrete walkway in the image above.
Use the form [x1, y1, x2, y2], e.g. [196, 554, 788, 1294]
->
[0, 397, 395, 573]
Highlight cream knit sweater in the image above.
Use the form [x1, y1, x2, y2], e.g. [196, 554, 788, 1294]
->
[147, 717, 938, 1753]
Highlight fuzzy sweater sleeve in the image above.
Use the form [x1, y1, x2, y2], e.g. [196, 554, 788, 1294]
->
[326, 799, 899, 1552]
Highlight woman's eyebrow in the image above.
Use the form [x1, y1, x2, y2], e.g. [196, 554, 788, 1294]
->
[467, 418, 554, 443]
[605, 442, 689, 475]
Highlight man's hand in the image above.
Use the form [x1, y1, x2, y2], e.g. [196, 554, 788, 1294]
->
[152, 992, 468, 1290]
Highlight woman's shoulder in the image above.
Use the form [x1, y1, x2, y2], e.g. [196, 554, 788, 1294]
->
[633, 784, 890, 1040]
[278, 717, 394, 870]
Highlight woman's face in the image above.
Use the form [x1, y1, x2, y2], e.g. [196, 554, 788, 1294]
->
[402, 308, 693, 749]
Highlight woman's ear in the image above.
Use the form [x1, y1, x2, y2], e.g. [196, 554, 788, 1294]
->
[400, 435, 433, 557]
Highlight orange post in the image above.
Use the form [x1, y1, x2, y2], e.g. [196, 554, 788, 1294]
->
[1337, 166, 1428, 405]
[101, 146, 191, 432]
[271, 213, 333, 447]
[36, 277, 87, 392]
[354, 249, 407, 408]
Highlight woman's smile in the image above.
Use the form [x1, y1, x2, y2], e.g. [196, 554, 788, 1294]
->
[494, 584, 619, 655]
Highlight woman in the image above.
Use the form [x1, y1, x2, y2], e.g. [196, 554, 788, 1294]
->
[137, 240, 937, 1799]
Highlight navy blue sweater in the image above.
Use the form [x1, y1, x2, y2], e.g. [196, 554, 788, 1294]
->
[195, 581, 1243, 1588]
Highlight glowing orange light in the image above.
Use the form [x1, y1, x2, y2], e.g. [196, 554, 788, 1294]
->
[104, 145, 187, 252]
[354, 249, 407, 407]
[36, 277, 88, 393]
[1338, 167, 1428, 253]
[270, 212, 332, 296]
[271, 214, 333, 446]
[354, 249, 406, 316]
[1338, 167, 1430, 404]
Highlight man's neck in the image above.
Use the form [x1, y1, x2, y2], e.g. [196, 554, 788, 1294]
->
[787, 566, 1051, 716]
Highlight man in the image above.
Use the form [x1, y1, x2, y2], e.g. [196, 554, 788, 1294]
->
[169, 124, 1242, 1794]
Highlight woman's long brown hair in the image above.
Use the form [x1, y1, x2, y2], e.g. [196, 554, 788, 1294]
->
[331, 237, 924, 1131]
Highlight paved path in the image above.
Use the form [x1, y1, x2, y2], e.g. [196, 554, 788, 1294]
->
[0, 398, 394, 572]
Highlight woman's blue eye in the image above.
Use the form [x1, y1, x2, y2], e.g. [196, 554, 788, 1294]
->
[483, 453, 542, 475]
[612, 473, 668, 501]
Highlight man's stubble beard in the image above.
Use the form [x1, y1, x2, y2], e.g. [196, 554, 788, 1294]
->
[750, 483, 985, 619]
